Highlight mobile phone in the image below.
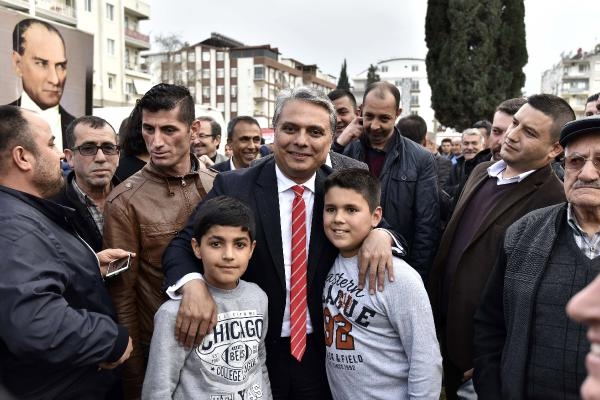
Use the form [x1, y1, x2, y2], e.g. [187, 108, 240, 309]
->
[106, 254, 131, 278]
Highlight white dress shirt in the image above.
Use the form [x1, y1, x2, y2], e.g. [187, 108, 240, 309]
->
[487, 160, 536, 185]
[20, 91, 64, 152]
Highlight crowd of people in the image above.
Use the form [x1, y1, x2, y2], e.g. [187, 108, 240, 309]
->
[4, 17, 600, 400]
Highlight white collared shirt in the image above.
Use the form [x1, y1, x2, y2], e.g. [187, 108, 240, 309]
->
[487, 160, 536, 185]
[275, 164, 315, 336]
[229, 158, 236, 171]
[20, 91, 64, 152]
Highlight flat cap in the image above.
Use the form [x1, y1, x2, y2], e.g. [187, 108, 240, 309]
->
[560, 116, 600, 146]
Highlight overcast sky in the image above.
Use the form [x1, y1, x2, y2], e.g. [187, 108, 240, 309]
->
[143, 0, 600, 96]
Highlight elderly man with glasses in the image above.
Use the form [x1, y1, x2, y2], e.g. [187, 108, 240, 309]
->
[51, 115, 121, 252]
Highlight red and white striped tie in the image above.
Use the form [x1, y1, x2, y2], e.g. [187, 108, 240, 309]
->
[290, 185, 307, 361]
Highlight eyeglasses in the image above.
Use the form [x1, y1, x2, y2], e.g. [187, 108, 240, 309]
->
[563, 154, 600, 171]
[71, 143, 120, 156]
[191, 134, 214, 140]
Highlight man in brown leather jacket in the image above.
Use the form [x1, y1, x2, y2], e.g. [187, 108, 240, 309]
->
[103, 84, 215, 399]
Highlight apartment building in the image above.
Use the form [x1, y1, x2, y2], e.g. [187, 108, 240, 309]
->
[541, 45, 600, 117]
[352, 58, 436, 131]
[143, 32, 336, 128]
[0, 0, 152, 108]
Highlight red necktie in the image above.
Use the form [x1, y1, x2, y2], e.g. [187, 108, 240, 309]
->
[290, 185, 307, 361]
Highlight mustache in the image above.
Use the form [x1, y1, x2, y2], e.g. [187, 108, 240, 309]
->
[573, 180, 600, 189]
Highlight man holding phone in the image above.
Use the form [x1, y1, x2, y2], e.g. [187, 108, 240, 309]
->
[332, 82, 440, 282]
[0, 105, 133, 399]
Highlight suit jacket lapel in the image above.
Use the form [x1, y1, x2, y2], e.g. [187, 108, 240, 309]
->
[255, 161, 286, 289]
[307, 169, 327, 287]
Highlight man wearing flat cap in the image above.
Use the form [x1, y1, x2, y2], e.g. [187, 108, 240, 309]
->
[474, 115, 600, 399]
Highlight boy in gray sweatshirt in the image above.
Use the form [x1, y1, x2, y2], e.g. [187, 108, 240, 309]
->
[142, 196, 272, 400]
[322, 169, 442, 400]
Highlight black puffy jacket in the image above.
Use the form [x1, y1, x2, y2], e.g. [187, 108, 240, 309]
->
[333, 128, 440, 282]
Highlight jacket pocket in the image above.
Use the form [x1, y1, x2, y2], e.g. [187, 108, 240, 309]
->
[140, 222, 182, 265]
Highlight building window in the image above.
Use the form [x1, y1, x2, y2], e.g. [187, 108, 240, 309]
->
[231, 102, 237, 112]
[107, 39, 115, 56]
[410, 94, 419, 106]
[174, 53, 181, 63]
[216, 51, 224, 61]
[231, 67, 237, 77]
[254, 65, 265, 80]
[231, 85, 237, 98]
[217, 102, 224, 111]
[217, 68, 224, 78]
[188, 51, 196, 62]
[579, 63, 591, 73]
[411, 64, 419, 72]
[107, 74, 116, 90]
[217, 86, 224, 95]
[106, 3, 114, 20]
[125, 82, 134, 94]
[202, 69, 210, 79]
[84, 0, 92, 12]
[202, 51, 210, 62]
[203, 87, 210, 98]
[410, 80, 419, 91]
[188, 86, 196, 96]
[381, 65, 388, 72]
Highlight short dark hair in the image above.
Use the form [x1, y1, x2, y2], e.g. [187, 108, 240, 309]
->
[324, 168, 381, 213]
[327, 89, 357, 111]
[496, 97, 527, 116]
[363, 81, 400, 109]
[65, 116, 116, 149]
[119, 104, 148, 156]
[586, 92, 600, 103]
[526, 94, 576, 141]
[227, 116, 261, 142]
[192, 196, 256, 242]
[13, 18, 65, 55]
[473, 120, 492, 137]
[441, 138, 452, 145]
[397, 115, 427, 144]
[138, 84, 195, 126]
[0, 106, 37, 173]
[196, 116, 222, 139]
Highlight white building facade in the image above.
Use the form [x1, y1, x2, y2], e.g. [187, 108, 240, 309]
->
[352, 58, 436, 132]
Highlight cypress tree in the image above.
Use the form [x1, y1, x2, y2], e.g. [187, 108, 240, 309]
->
[425, 0, 527, 130]
[337, 59, 350, 90]
[366, 64, 380, 86]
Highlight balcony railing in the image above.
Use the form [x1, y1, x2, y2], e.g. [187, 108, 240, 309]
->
[125, 28, 150, 49]
[35, 0, 77, 25]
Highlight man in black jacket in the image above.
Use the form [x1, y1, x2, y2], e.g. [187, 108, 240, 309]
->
[51, 116, 120, 251]
[332, 81, 440, 282]
[0, 105, 132, 399]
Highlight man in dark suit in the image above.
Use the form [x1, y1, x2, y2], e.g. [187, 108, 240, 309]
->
[212, 116, 262, 172]
[427, 94, 575, 400]
[9, 18, 75, 152]
[162, 87, 399, 400]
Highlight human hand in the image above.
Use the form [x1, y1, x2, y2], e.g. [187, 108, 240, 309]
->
[198, 155, 215, 169]
[97, 249, 136, 279]
[357, 229, 394, 294]
[175, 279, 217, 348]
[98, 336, 133, 370]
[335, 116, 364, 147]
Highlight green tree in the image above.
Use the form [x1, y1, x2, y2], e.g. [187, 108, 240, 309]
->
[366, 64, 380, 86]
[425, 0, 527, 130]
[337, 59, 350, 90]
